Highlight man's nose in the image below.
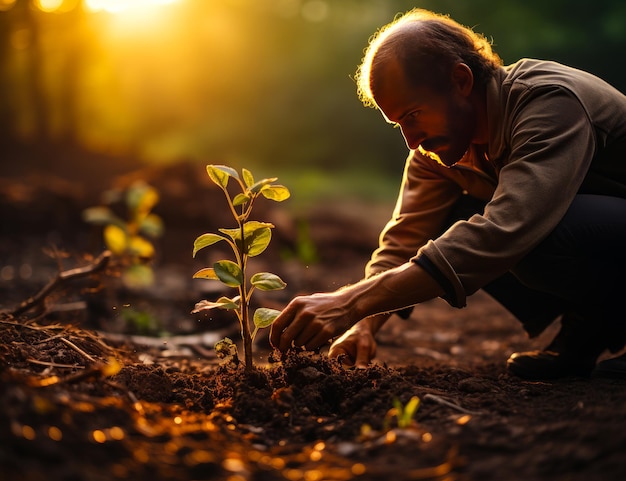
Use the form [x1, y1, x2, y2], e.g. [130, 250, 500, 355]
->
[400, 126, 425, 151]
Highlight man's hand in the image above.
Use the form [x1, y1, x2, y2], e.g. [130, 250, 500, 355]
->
[328, 313, 390, 367]
[328, 323, 377, 368]
[270, 262, 442, 353]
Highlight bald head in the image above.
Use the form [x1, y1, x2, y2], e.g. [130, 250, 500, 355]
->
[355, 9, 502, 109]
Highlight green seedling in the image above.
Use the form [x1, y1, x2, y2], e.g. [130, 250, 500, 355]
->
[192, 165, 290, 371]
[83, 181, 164, 289]
[383, 396, 421, 431]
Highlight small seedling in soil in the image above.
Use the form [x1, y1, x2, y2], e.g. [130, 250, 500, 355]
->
[384, 396, 421, 431]
[83, 181, 164, 289]
[192, 165, 290, 371]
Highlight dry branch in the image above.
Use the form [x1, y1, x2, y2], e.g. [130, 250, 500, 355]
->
[8, 250, 111, 317]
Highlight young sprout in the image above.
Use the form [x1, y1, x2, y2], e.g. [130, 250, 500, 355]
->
[384, 396, 421, 431]
[192, 165, 290, 371]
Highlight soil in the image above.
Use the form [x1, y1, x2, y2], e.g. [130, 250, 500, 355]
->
[1, 147, 626, 481]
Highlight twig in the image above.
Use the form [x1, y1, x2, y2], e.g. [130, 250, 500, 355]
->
[34, 333, 65, 344]
[423, 393, 483, 415]
[27, 358, 85, 369]
[9, 250, 111, 317]
[0, 319, 64, 331]
[60, 337, 98, 363]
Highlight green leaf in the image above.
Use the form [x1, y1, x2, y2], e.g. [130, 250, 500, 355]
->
[232, 193, 251, 206]
[82, 206, 123, 227]
[242, 168, 255, 188]
[122, 264, 155, 289]
[214, 260, 243, 287]
[243, 221, 274, 233]
[250, 272, 286, 291]
[261, 185, 291, 202]
[207, 165, 239, 189]
[193, 233, 227, 257]
[218, 227, 241, 244]
[139, 213, 164, 238]
[192, 296, 240, 313]
[219, 222, 274, 256]
[248, 177, 278, 194]
[192, 268, 219, 280]
[399, 396, 420, 428]
[253, 307, 281, 329]
[246, 226, 272, 257]
[241, 221, 274, 256]
[127, 182, 159, 214]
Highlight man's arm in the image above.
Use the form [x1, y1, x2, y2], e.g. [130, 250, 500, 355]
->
[270, 261, 444, 352]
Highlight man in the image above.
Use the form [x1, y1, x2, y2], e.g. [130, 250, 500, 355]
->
[270, 8, 626, 379]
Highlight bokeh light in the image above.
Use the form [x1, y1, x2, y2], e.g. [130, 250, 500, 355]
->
[85, 0, 179, 14]
[0, 0, 15, 12]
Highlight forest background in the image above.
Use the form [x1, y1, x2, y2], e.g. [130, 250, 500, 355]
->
[1, 0, 626, 204]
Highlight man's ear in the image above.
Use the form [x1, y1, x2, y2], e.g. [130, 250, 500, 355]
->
[451, 63, 474, 97]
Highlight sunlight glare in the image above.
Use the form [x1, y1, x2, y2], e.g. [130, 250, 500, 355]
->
[86, 0, 178, 14]
[0, 0, 15, 12]
[36, 0, 63, 12]
[34, 0, 78, 12]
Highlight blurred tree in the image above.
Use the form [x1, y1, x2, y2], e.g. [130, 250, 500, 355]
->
[1, 0, 625, 184]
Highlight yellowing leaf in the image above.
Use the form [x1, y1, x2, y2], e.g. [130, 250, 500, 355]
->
[248, 177, 278, 194]
[104, 225, 127, 255]
[253, 307, 281, 329]
[261, 185, 291, 202]
[233, 193, 251, 206]
[246, 227, 272, 257]
[193, 268, 219, 280]
[192, 296, 240, 313]
[242, 168, 255, 188]
[207, 165, 238, 189]
[193, 233, 227, 257]
[133, 184, 159, 215]
[218, 227, 242, 243]
[128, 235, 155, 258]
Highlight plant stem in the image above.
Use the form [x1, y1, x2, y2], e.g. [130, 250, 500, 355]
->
[238, 201, 253, 371]
[240, 285, 253, 371]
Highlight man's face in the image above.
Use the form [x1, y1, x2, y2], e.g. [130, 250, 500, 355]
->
[373, 60, 476, 167]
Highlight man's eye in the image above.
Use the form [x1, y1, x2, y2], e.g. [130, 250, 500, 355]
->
[408, 110, 420, 118]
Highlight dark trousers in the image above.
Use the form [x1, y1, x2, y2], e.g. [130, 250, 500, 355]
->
[453, 194, 626, 348]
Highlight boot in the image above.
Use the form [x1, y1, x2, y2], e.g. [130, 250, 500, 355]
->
[507, 313, 608, 380]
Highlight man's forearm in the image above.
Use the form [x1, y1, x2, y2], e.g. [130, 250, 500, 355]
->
[342, 262, 445, 323]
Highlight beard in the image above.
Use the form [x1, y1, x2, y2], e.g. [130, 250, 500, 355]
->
[419, 137, 469, 167]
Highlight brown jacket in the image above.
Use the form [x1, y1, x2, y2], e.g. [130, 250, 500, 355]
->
[366, 59, 626, 308]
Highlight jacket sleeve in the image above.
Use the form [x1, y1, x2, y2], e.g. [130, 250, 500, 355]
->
[416, 86, 596, 307]
[365, 151, 463, 278]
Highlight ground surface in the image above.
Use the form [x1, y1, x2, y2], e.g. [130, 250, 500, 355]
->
[1, 151, 625, 481]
